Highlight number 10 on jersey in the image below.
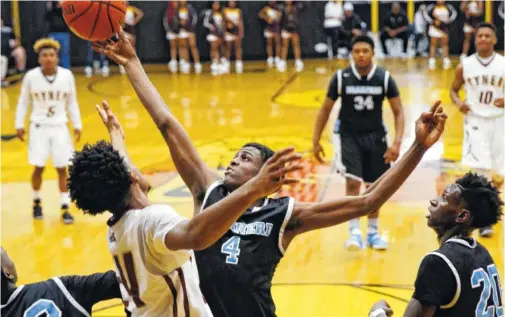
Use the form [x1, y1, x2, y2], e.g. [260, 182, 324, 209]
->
[221, 236, 241, 265]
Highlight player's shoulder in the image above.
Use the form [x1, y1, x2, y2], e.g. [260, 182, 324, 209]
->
[24, 67, 40, 79]
[57, 66, 75, 78]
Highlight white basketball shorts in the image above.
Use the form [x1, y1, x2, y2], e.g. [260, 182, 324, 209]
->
[28, 123, 74, 168]
[462, 113, 504, 176]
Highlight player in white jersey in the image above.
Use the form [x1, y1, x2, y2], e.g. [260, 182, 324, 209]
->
[450, 22, 504, 237]
[14, 38, 82, 224]
[67, 97, 302, 317]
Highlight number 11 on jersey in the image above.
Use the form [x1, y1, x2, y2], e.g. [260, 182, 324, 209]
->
[221, 236, 241, 265]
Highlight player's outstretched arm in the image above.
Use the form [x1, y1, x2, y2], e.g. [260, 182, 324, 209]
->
[164, 148, 303, 251]
[282, 101, 447, 248]
[92, 29, 220, 203]
[96, 100, 151, 193]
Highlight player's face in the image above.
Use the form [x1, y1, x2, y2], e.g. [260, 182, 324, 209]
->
[392, 3, 400, 14]
[38, 48, 59, 70]
[228, 1, 236, 8]
[352, 43, 374, 68]
[427, 183, 465, 229]
[475, 27, 497, 53]
[224, 147, 263, 190]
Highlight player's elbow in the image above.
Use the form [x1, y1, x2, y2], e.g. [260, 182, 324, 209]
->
[156, 114, 175, 133]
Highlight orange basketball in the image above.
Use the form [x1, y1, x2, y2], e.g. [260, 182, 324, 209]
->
[62, 0, 127, 42]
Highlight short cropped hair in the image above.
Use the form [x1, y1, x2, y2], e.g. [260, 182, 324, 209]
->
[241, 142, 274, 163]
[33, 38, 60, 54]
[456, 172, 504, 228]
[351, 35, 375, 50]
[475, 22, 497, 35]
[68, 141, 132, 215]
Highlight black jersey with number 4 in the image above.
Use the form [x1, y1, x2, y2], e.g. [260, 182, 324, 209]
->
[412, 237, 503, 317]
[1, 271, 124, 317]
[194, 180, 294, 317]
[326, 64, 400, 133]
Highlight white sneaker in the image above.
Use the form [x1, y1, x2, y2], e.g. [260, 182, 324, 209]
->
[101, 66, 109, 77]
[428, 57, 436, 70]
[92, 60, 100, 72]
[168, 60, 178, 73]
[277, 60, 286, 72]
[84, 66, 92, 78]
[235, 60, 243, 73]
[345, 229, 364, 251]
[267, 57, 274, 68]
[295, 59, 304, 72]
[194, 63, 202, 74]
[274, 56, 280, 67]
[443, 57, 451, 70]
[180, 61, 190, 74]
[119, 65, 125, 75]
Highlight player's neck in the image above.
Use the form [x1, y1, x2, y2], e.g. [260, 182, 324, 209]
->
[437, 227, 470, 245]
[41, 67, 57, 76]
[476, 50, 494, 59]
[355, 64, 374, 77]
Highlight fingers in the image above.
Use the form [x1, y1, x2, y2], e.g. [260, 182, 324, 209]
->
[102, 100, 114, 117]
[117, 26, 129, 42]
[282, 178, 300, 185]
[269, 152, 302, 171]
[95, 104, 107, 122]
[314, 152, 325, 163]
[429, 100, 442, 113]
[267, 147, 295, 163]
[271, 163, 304, 177]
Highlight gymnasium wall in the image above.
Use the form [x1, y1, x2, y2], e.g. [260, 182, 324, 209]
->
[2, 1, 504, 68]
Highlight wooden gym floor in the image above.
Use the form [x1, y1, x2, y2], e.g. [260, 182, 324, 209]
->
[1, 58, 503, 316]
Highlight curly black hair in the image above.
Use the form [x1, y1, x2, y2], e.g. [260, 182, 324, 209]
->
[242, 142, 274, 163]
[456, 172, 504, 229]
[68, 140, 132, 216]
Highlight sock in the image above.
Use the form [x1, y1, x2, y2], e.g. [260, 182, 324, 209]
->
[349, 218, 360, 233]
[33, 191, 41, 202]
[60, 192, 71, 207]
[368, 218, 379, 234]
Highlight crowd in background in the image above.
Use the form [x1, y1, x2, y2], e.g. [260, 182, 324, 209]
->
[1, 0, 505, 84]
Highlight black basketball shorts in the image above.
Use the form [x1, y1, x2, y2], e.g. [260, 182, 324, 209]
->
[333, 130, 391, 183]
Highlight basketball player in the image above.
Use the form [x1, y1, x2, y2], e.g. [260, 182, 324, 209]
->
[15, 38, 82, 224]
[312, 35, 405, 251]
[450, 22, 504, 237]
[0, 247, 129, 316]
[369, 172, 503, 317]
[93, 28, 447, 317]
[68, 96, 302, 316]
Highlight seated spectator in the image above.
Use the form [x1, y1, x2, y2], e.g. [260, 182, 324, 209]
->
[324, 0, 344, 59]
[379, 2, 409, 57]
[413, 4, 427, 56]
[45, 1, 71, 69]
[339, 2, 365, 55]
[1, 17, 26, 74]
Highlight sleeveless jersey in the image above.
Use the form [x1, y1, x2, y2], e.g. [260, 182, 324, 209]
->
[462, 53, 504, 118]
[107, 204, 212, 317]
[326, 64, 400, 133]
[413, 237, 503, 317]
[194, 181, 295, 317]
[1, 271, 123, 317]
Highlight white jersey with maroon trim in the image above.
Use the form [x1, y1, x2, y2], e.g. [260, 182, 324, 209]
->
[107, 204, 213, 317]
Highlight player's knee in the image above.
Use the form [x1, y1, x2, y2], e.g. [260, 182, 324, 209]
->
[33, 166, 45, 176]
[56, 167, 67, 176]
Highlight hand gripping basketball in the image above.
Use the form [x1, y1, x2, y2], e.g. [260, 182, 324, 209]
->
[92, 27, 137, 66]
[249, 147, 303, 197]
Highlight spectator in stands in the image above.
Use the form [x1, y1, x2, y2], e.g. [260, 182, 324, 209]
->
[223, 1, 244, 73]
[45, 1, 71, 69]
[423, 0, 457, 70]
[413, 4, 427, 57]
[177, 0, 201, 74]
[339, 2, 365, 56]
[460, 0, 484, 60]
[278, 0, 305, 72]
[204, 1, 226, 74]
[84, 42, 109, 78]
[324, 0, 344, 59]
[164, 0, 180, 73]
[1, 17, 26, 76]
[258, 1, 282, 68]
[120, 1, 144, 74]
[379, 2, 409, 57]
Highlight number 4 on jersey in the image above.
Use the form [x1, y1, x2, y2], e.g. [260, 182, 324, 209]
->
[221, 236, 241, 265]
[353, 95, 374, 111]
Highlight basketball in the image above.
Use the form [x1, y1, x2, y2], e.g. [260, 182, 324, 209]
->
[61, 1, 127, 42]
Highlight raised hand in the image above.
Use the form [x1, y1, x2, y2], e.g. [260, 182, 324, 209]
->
[415, 100, 448, 149]
[96, 100, 124, 138]
[249, 147, 303, 197]
[312, 142, 326, 163]
[91, 27, 137, 66]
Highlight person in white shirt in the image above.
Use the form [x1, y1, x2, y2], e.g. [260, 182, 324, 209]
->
[324, 0, 344, 58]
[450, 22, 504, 238]
[15, 38, 82, 224]
[68, 97, 302, 316]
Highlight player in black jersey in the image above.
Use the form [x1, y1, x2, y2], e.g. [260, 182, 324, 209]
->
[313, 35, 405, 251]
[0, 247, 127, 317]
[94, 31, 447, 317]
[370, 173, 503, 317]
